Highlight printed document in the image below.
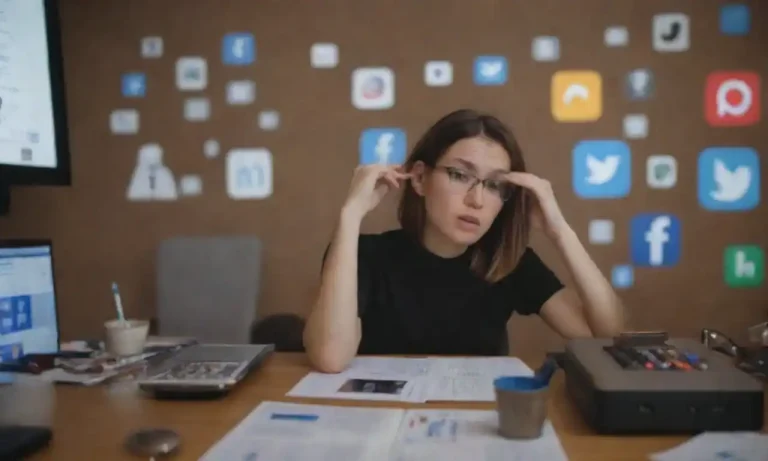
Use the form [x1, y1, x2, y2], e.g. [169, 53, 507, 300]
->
[198, 401, 569, 461]
[649, 431, 768, 461]
[286, 356, 533, 403]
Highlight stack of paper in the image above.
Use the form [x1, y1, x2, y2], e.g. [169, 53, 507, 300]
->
[286, 357, 533, 403]
[198, 401, 569, 461]
[650, 431, 768, 461]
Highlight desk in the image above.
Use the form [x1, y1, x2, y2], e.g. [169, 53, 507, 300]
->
[7, 353, 764, 461]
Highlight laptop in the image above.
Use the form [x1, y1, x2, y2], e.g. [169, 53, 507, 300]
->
[137, 343, 274, 396]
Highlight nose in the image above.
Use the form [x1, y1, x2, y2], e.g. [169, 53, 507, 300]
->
[465, 181, 484, 209]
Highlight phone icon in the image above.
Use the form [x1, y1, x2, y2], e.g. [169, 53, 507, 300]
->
[653, 13, 690, 52]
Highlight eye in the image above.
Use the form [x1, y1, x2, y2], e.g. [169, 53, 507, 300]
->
[446, 167, 471, 183]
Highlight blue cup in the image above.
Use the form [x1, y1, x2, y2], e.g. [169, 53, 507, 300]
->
[493, 375, 550, 439]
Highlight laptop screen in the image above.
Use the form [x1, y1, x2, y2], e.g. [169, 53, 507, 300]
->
[0, 242, 59, 362]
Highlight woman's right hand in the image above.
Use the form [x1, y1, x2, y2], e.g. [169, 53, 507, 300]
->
[342, 164, 411, 221]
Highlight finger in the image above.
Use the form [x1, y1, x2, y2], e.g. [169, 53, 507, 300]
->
[380, 171, 402, 189]
[505, 172, 542, 190]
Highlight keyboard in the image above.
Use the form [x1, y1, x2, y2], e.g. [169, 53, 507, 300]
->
[147, 361, 243, 381]
[0, 425, 52, 459]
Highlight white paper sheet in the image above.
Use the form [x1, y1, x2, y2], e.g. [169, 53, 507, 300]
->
[198, 401, 405, 461]
[286, 357, 533, 403]
[391, 409, 568, 461]
[649, 431, 768, 461]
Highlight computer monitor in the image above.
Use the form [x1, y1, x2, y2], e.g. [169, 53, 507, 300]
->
[0, 0, 72, 186]
[0, 240, 59, 363]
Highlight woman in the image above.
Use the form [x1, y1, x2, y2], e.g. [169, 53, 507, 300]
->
[303, 109, 625, 373]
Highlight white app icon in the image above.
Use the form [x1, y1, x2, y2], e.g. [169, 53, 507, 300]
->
[127, 143, 178, 201]
[258, 110, 280, 131]
[141, 36, 163, 58]
[179, 175, 203, 197]
[226, 80, 256, 105]
[203, 139, 220, 159]
[604, 26, 629, 47]
[311, 43, 338, 68]
[352, 67, 395, 110]
[176, 57, 208, 91]
[226, 148, 273, 199]
[110, 109, 139, 134]
[588, 219, 614, 245]
[532, 36, 560, 62]
[653, 13, 690, 52]
[586, 155, 620, 185]
[623, 114, 648, 139]
[647, 155, 677, 189]
[424, 61, 452, 86]
[563, 84, 590, 104]
[716, 79, 753, 117]
[712, 159, 751, 202]
[184, 98, 210, 121]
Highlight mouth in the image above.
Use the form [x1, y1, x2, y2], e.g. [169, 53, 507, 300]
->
[457, 215, 481, 226]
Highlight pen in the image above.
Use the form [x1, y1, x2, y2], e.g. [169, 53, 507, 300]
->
[619, 346, 655, 370]
[111, 282, 126, 324]
[648, 348, 673, 369]
[661, 348, 692, 371]
[604, 346, 640, 370]
[681, 351, 709, 371]
[639, 349, 669, 370]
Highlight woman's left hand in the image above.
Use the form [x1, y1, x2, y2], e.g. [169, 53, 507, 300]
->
[504, 172, 570, 241]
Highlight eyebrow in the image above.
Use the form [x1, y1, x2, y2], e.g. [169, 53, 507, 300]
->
[454, 158, 509, 175]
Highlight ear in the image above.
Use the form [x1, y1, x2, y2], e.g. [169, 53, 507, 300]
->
[410, 161, 428, 196]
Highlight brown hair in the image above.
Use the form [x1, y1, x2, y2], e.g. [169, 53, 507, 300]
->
[397, 109, 531, 283]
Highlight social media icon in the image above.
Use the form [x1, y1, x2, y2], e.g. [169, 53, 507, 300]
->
[588, 219, 614, 245]
[532, 36, 560, 62]
[311, 43, 338, 68]
[360, 128, 407, 166]
[226, 148, 273, 199]
[724, 245, 764, 287]
[121, 73, 146, 98]
[258, 110, 280, 131]
[226, 80, 256, 105]
[653, 13, 690, 52]
[625, 69, 654, 100]
[222, 32, 255, 65]
[611, 265, 634, 289]
[176, 57, 208, 91]
[424, 61, 453, 87]
[623, 114, 648, 139]
[705, 71, 761, 126]
[647, 155, 677, 189]
[551, 71, 602, 122]
[698, 147, 760, 211]
[572, 140, 631, 198]
[140, 36, 163, 58]
[473, 56, 508, 85]
[184, 98, 210, 122]
[604, 26, 629, 47]
[110, 109, 139, 135]
[630, 213, 681, 267]
[351, 67, 395, 110]
[720, 4, 751, 36]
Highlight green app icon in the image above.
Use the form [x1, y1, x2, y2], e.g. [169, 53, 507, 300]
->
[724, 245, 764, 287]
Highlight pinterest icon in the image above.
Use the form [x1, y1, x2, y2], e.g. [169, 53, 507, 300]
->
[705, 71, 761, 126]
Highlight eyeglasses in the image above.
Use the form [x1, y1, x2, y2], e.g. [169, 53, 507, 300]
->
[435, 165, 515, 202]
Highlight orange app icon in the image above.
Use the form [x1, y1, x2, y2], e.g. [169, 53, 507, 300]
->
[551, 71, 603, 122]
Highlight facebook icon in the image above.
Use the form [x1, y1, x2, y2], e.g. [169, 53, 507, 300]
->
[222, 32, 255, 65]
[630, 213, 681, 267]
[359, 128, 407, 165]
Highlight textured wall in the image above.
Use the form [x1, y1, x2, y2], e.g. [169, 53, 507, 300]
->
[1, 0, 766, 354]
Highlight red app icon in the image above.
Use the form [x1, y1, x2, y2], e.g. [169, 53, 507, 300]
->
[705, 71, 761, 126]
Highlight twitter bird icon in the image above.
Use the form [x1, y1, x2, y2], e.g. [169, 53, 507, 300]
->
[698, 147, 760, 211]
[573, 140, 631, 198]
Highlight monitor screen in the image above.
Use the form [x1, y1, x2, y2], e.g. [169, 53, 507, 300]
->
[0, 0, 71, 185]
[0, 241, 59, 362]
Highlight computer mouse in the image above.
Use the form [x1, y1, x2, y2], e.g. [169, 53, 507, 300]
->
[124, 428, 180, 457]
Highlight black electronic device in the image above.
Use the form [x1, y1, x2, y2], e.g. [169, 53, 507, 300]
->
[563, 336, 763, 435]
[0, 425, 53, 459]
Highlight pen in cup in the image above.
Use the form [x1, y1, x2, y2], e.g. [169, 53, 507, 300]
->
[111, 282, 126, 325]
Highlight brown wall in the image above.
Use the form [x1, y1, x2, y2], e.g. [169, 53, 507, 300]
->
[1, 0, 766, 354]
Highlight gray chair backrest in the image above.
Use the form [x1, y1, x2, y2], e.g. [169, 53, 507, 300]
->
[156, 236, 262, 344]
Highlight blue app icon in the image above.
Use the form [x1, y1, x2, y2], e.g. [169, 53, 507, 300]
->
[360, 128, 407, 165]
[222, 32, 255, 65]
[473, 56, 508, 85]
[572, 140, 631, 199]
[630, 213, 681, 267]
[698, 147, 760, 211]
[121, 72, 146, 97]
[611, 265, 634, 289]
[720, 4, 751, 36]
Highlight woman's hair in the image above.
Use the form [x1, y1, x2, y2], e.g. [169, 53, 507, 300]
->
[397, 108, 531, 283]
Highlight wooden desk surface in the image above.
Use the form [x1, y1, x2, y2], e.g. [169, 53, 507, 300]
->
[2, 353, 763, 461]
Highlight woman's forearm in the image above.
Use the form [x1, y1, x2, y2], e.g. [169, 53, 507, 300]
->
[552, 226, 626, 337]
[303, 207, 364, 373]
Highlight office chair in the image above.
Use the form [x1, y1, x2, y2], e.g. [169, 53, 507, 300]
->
[156, 236, 262, 344]
[250, 313, 305, 352]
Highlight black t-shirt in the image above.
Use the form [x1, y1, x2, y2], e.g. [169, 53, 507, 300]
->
[322, 229, 564, 356]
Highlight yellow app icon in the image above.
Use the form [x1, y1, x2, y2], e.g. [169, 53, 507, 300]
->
[551, 71, 602, 122]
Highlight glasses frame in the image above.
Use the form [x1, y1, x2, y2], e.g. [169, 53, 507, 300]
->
[433, 165, 515, 202]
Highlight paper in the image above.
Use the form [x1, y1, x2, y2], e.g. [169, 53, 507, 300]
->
[198, 401, 404, 461]
[650, 432, 768, 461]
[391, 409, 568, 461]
[286, 357, 533, 403]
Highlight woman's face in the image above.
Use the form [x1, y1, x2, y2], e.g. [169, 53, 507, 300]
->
[413, 136, 513, 248]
